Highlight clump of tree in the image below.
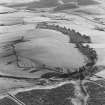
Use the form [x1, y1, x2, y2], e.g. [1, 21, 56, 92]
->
[53, 2, 78, 11]
[94, 26, 105, 32]
[75, 43, 97, 67]
[36, 22, 91, 43]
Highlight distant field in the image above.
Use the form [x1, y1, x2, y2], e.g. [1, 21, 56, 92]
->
[78, 0, 100, 5]
[4, 0, 100, 9]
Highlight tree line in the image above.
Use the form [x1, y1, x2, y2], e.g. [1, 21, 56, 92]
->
[36, 22, 91, 43]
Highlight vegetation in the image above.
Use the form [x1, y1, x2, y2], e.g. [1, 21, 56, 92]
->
[75, 43, 97, 66]
[53, 2, 78, 11]
[94, 26, 105, 32]
[36, 22, 91, 43]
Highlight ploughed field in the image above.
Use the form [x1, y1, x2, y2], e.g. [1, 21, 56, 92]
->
[0, 80, 105, 105]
